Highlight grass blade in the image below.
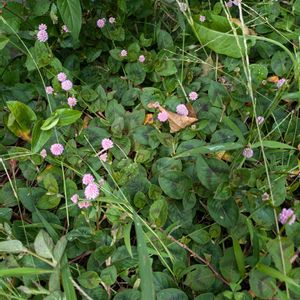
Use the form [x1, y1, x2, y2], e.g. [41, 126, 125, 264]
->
[61, 254, 77, 299]
[0, 268, 52, 277]
[134, 213, 155, 300]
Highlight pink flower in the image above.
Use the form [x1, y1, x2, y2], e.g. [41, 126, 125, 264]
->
[189, 91, 198, 101]
[40, 149, 47, 158]
[78, 201, 91, 209]
[57, 72, 67, 82]
[225, 1, 233, 7]
[99, 152, 107, 162]
[39, 24, 47, 31]
[157, 111, 168, 122]
[109, 17, 116, 24]
[176, 104, 189, 116]
[67, 97, 77, 107]
[71, 194, 79, 204]
[277, 78, 286, 88]
[97, 18, 106, 28]
[242, 147, 253, 159]
[279, 208, 296, 225]
[101, 138, 114, 150]
[257, 116, 264, 125]
[120, 49, 127, 57]
[84, 183, 99, 200]
[233, 0, 242, 6]
[61, 80, 73, 91]
[37, 30, 48, 42]
[50, 143, 64, 156]
[138, 55, 145, 63]
[82, 173, 94, 185]
[45, 86, 54, 95]
[62, 25, 69, 33]
[199, 15, 206, 22]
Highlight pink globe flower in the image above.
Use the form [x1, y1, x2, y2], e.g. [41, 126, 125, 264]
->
[242, 147, 254, 159]
[279, 208, 296, 225]
[189, 91, 198, 101]
[199, 15, 206, 22]
[67, 97, 77, 107]
[57, 72, 67, 82]
[78, 201, 91, 209]
[176, 104, 189, 116]
[257, 116, 264, 125]
[39, 24, 47, 31]
[82, 173, 94, 185]
[158, 111, 168, 122]
[71, 194, 79, 204]
[40, 149, 47, 158]
[233, 0, 242, 6]
[84, 183, 99, 200]
[62, 25, 69, 33]
[109, 17, 116, 24]
[139, 55, 145, 63]
[37, 30, 48, 42]
[45, 86, 54, 95]
[226, 1, 233, 7]
[61, 80, 73, 91]
[277, 78, 286, 88]
[120, 49, 128, 57]
[50, 143, 64, 156]
[97, 18, 106, 28]
[101, 138, 114, 150]
[99, 152, 107, 162]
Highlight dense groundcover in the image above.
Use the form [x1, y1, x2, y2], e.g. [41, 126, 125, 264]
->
[1, 0, 300, 299]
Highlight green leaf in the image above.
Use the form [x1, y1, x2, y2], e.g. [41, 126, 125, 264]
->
[43, 173, 59, 194]
[208, 197, 239, 228]
[158, 171, 192, 200]
[0, 35, 9, 50]
[125, 62, 146, 85]
[34, 230, 54, 259]
[124, 222, 133, 257]
[78, 271, 100, 289]
[196, 156, 229, 190]
[193, 16, 256, 58]
[61, 254, 77, 299]
[149, 199, 168, 227]
[0, 268, 52, 277]
[252, 140, 295, 150]
[0, 240, 25, 253]
[157, 288, 188, 300]
[31, 119, 52, 153]
[220, 248, 240, 283]
[37, 194, 62, 210]
[232, 237, 246, 277]
[101, 265, 117, 286]
[53, 236, 67, 263]
[57, 0, 82, 41]
[134, 213, 155, 300]
[7, 101, 37, 133]
[41, 114, 60, 130]
[56, 108, 82, 126]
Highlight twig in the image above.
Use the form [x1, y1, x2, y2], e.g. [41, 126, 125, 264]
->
[70, 277, 93, 300]
[161, 229, 230, 286]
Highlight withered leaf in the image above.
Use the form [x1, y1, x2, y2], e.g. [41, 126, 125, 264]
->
[147, 102, 198, 133]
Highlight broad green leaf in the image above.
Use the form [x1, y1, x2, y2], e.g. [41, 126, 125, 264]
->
[53, 236, 67, 263]
[124, 222, 133, 257]
[158, 171, 192, 200]
[78, 271, 100, 289]
[125, 62, 146, 85]
[31, 119, 52, 153]
[37, 194, 62, 210]
[149, 199, 168, 227]
[61, 254, 77, 299]
[101, 265, 117, 286]
[0, 240, 25, 253]
[57, 0, 82, 41]
[157, 288, 188, 300]
[220, 247, 240, 283]
[56, 108, 82, 126]
[34, 230, 54, 259]
[232, 237, 246, 277]
[134, 213, 155, 300]
[208, 197, 239, 228]
[252, 140, 295, 150]
[43, 173, 59, 194]
[0, 35, 9, 50]
[41, 114, 60, 130]
[193, 16, 256, 58]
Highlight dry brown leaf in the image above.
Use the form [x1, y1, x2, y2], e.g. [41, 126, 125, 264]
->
[202, 55, 214, 76]
[215, 151, 232, 162]
[267, 75, 279, 83]
[144, 113, 154, 125]
[83, 116, 91, 129]
[147, 102, 198, 133]
[230, 18, 256, 36]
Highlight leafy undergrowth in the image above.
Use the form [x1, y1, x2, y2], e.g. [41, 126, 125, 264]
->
[0, 0, 300, 299]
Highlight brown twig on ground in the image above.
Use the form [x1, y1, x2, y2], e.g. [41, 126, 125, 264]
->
[160, 229, 230, 286]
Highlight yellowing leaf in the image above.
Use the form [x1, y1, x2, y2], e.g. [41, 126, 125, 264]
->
[144, 113, 154, 125]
